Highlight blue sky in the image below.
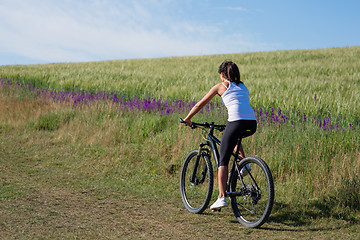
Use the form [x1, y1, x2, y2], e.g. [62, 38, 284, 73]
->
[0, 0, 359, 65]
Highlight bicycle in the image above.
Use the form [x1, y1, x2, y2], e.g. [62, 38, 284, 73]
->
[179, 118, 274, 228]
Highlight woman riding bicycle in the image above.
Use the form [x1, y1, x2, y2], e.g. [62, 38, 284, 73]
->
[183, 60, 257, 210]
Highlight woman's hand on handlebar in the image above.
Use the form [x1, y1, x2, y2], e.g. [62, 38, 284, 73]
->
[183, 117, 192, 127]
[179, 117, 192, 127]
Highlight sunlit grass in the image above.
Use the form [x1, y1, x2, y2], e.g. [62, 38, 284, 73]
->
[1, 46, 359, 121]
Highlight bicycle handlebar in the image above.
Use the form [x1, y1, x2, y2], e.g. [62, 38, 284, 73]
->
[179, 118, 226, 131]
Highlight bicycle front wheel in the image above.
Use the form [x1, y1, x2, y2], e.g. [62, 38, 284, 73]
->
[180, 150, 213, 213]
[230, 156, 274, 228]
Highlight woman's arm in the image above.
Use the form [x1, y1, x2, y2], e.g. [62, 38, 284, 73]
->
[183, 83, 224, 126]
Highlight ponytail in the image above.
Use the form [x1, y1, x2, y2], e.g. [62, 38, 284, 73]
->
[218, 60, 242, 85]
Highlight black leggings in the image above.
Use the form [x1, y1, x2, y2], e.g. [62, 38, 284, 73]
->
[219, 120, 257, 167]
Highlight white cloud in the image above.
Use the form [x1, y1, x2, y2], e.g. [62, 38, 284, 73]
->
[0, 0, 271, 64]
[222, 7, 247, 11]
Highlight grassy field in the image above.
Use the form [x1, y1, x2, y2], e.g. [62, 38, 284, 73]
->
[1, 46, 359, 120]
[1, 46, 359, 239]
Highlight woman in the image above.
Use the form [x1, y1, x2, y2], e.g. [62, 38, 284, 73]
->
[183, 60, 257, 210]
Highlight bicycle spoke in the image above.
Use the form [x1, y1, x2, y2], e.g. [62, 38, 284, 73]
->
[184, 156, 209, 205]
[180, 150, 213, 213]
[230, 156, 274, 228]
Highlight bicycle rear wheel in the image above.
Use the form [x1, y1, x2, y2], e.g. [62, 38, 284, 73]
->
[230, 156, 274, 228]
[180, 150, 213, 213]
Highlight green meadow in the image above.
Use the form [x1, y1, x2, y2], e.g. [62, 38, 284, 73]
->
[0, 46, 359, 238]
[1, 46, 359, 120]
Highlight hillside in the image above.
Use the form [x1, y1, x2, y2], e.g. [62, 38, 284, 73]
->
[1, 46, 359, 120]
[1, 47, 359, 238]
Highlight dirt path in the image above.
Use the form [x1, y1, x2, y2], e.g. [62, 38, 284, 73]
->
[2, 181, 359, 240]
[1, 185, 197, 239]
[1, 184, 235, 239]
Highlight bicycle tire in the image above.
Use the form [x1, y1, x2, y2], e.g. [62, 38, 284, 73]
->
[180, 150, 213, 213]
[230, 156, 274, 228]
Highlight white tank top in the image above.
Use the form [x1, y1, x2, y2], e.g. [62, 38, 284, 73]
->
[221, 81, 257, 122]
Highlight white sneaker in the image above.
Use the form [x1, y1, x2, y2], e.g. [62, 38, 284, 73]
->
[210, 197, 228, 210]
[240, 164, 251, 177]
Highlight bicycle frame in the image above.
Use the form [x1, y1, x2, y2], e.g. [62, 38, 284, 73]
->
[180, 118, 274, 228]
[192, 121, 249, 198]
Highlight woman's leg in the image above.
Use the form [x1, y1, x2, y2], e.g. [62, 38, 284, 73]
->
[217, 120, 257, 199]
[219, 144, 244, 198]
[218, 166, 228, 198]
[235, 143, 245, 159]
[218, 122, 238, 199]
[210, 165, 229, 209]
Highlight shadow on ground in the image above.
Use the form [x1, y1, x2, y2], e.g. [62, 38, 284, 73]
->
[266, 199, 359, 230]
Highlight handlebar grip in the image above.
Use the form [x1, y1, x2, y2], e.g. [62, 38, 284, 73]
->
[179, 118, 197, 129]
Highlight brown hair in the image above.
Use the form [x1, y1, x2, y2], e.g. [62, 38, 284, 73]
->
[218, 60, 242, 85]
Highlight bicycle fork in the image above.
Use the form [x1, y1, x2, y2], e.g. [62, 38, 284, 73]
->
[190, 143, 207, 184]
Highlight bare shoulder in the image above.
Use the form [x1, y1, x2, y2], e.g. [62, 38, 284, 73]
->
[213, 82, 227, 90]
[215, 82, 227, 96]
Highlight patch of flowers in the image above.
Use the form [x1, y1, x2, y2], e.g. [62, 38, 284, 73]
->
[255, 106, 358, 131]
[1, 77, 358, 131]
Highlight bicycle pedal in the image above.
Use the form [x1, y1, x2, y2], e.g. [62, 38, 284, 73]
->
[211, 208, 221, 212]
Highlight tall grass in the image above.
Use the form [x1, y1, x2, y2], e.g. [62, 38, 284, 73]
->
[0, 47, 359, 221]
[1, 46, 359, 121]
